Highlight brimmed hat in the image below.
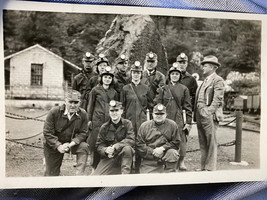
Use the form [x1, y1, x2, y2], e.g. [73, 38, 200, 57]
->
[101, 66, 114, 77]
[153, 103, 166, 114]
[96, 53, 109, 65]
[201, 55, 221, 67]
[83, 52, 95, 62]
[117, 54, 128, 64]
[176, 53, 188, 62]
[131, 61, 143, 72]
[109, 100, 123, 110]
[145, 51, 157, 62]
[65, 90, 81, 102]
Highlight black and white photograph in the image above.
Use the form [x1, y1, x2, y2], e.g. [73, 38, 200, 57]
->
[1, 1, 266, 188]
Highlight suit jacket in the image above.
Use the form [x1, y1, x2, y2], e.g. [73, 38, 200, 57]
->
[194, 73, 224, 122]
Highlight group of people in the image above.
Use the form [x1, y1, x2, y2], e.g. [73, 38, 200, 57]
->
[43, 51, 225, 176]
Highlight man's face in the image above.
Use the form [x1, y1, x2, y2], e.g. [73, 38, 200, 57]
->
[145, 60, 157, 71]
[109, 108, 123, 122]
[152, 113, 167, 123]
[98, 62, 108, 74]
[82, 60, 94, 71]
[201, 63, 216, 76]
[117, 61, 128, 73]
[170, 71, 180, 83]
[177, 60, 188, 72]
[65, 99, 80, 114]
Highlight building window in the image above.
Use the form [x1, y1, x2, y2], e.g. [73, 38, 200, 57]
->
[31, 64, 43, 86]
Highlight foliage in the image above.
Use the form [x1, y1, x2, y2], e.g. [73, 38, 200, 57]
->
[3, 10, 261, 84]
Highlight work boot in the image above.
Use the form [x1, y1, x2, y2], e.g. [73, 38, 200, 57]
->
[165, 162, 177, 173]
[76, 153, 88, 176]
[178, 156, 187, 171]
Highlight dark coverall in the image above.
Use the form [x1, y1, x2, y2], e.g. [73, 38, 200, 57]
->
[180, 71, 198, 111]
[92, 118, 135, 175]
[114, 71, 131, 94]
[136, 119, 181, 173]
[154, 83, 192, 157]
[72, 70, 95, 110]
[87, 84, 119, 167]
[43, 104, 89, 176]
[141, 69, 165, 100]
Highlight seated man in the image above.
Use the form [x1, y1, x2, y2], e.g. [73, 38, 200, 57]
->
[43, 90, 89, 176]
[136, 104, 180, 173]
[92, 100, 135, 175]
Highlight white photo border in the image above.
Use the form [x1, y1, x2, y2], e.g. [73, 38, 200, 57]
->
[0, 0, 267, 189]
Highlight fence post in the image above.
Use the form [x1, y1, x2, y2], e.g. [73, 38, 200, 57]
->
[235, 110, 243, 162]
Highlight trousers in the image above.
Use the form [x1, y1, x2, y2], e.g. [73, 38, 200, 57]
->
[196, 108, 219, 171]
[44, 142, 89, 176]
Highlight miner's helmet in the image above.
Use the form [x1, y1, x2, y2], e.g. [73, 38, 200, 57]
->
[109, 100, 123, 110]
[83, 52, 95, 62]
[117, 54, 128, 64]
[100, 66, 114, 77]
[176, 53, 188, 62]
[153, 103, 166, 114]
[169, 62, 182, 75]
[96, 53, 109, 66]
[131, 61, 143, 72]
[145, 51, 158, 62]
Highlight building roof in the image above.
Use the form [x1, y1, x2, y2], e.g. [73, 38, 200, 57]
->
[4, 44, 81, 71]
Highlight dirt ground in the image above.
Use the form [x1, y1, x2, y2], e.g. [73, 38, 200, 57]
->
[5, 106, 260, 177]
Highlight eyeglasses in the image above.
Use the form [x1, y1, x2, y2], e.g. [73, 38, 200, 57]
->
[178, 61, 187, 64]
[154, 113, 165, 115]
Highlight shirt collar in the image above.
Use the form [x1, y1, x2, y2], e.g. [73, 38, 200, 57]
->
[64, 104, 79, 117]
[146, 69, 155, 76]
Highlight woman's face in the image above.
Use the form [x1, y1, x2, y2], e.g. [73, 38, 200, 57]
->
[102, 75, 113, 85]
[98, 62, 108, 74]
[170, 71, 180, 83]
[131, 70, 142, 81]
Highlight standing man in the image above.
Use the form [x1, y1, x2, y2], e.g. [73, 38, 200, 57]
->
[194, 55, 224, 171]
[136, 104, 180, 173]
[72, 52, 95, 110]
[175, 53, 198, 170]
[176, 53, 198, 110]
[43, 90, 89, 176]
[92, 100, 135, 175]
[141, 51, 165, 100]
[114, 54, 131, 92]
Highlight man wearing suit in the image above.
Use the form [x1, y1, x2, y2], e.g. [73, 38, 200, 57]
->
[194, 55, 224, 171]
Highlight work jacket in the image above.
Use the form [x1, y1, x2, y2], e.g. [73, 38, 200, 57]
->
[96, 118, 135, 157]
[155, 83, 192, 128]
[43, 104, 88, 150]
[141, 69, 165, 99]
[120, 82, 154, 134]
[136, 119, 180, 160]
